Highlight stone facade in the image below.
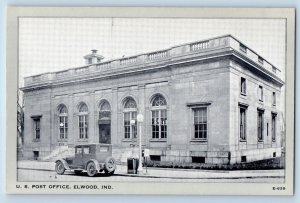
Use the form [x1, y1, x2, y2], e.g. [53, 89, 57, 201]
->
[21, 35, 284, 164]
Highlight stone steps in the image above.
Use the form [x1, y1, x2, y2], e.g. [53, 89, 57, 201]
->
[112, 147, 140, 165]
[41, 146, 74, 162]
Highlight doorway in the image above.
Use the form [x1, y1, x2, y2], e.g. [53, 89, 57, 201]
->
[99, 123, 111, 144]
[98, 100, 111, 144]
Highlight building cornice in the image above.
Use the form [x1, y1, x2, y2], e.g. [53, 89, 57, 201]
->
[21, 35, 284, 92]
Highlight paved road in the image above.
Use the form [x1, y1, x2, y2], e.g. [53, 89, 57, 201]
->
[17, 168, 284, 183]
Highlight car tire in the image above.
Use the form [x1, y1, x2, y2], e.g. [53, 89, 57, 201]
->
[55, 161, 65, 175]
[86, 162, 97, 177]
[104, 157, 116, 174]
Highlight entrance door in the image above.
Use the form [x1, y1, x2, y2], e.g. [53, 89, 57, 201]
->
[99, 124, 111, 144]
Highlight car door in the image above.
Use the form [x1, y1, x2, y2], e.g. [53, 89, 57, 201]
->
[82, 146, 93, 167]
[74, 146, 83, 168]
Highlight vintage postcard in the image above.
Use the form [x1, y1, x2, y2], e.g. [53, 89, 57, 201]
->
[6, 7, 295, 195]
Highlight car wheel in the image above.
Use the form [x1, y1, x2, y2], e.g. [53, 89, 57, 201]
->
[104, 157, 116, 173]
[55, 161, 65, 175]
[86, 162, 97, 177]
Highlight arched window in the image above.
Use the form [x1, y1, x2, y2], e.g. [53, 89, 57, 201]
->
[99, 100, 111, 121]
[58, 104, 68, 139]
[151, 94, 167, 139]
[123, 97, 137, 139]
[78, 102, 88, 139]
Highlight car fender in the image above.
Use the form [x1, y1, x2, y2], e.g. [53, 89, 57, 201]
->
[55, 159, 70, 170]
[85, 159, 100, 171]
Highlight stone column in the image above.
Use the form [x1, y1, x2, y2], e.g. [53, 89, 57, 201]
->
[89, 91, 96, 143]
[111, 87, 119, 147]
[68, 93, 74, 147]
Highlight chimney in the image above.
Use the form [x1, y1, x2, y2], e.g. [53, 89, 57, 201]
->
[83, 49, 104, 65]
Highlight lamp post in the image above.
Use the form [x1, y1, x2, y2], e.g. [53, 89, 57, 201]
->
[136, 113, 144, 173]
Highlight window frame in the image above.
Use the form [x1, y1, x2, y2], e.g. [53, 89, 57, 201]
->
[151, 95, 167, 140]
[272, 92, 276, 106]
[33, 118, 41, 141]
[271, 113, 277, 142]
[258, 85, 264, 102]
[58, 105, 68, 140]
[192, 107, 208, 141]
[78, 103, 89, 140]
[240, 77, 246, 96]
[151, 108, 167, 139]
[239, 105, 247, 142]
[257, 109, 264, 142]
[123, 98, 137, 140]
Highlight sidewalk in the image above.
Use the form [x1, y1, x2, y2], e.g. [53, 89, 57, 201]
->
[17, 160, 284, 179]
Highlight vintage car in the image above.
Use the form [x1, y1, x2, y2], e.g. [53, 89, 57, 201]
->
[55, 143, 116, 177]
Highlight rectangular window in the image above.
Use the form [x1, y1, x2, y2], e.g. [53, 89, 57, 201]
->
[160, 109, 167, 139]
[239, 107, 247, 141]
[272, 66, 276, 73]
[194, 108, 207, 140]
[124, 112, 137, 139]
[258, 56, 264, 65]
[79, 115, 88, 139]
[241, 156, 247, 163]
[100, 146, 109, 152]
[150, 155, 161, 161]
[33, 118, 41, 140]
[76, 147, 82, 154]
[151, 107, 167, 139]
[259, 85, 263, 101]
[132, 112, 137, 139]
[59, 116, 68, 139]
[257, 110, 264, 142]
[272, 113, 277, 142]
[192, 156, 205, 163]
[124, 112, 131, 139]
[273, 92, 276, 106]
[239, 43, 247, 53]
[241, 77, 246, 95]
[83, 146, 90, 154]
[152, 110, 160, 139]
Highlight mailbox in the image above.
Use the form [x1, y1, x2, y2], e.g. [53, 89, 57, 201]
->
[127, 158, 139, 174]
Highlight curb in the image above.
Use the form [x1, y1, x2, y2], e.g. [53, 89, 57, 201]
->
[17, 167, 284, 180]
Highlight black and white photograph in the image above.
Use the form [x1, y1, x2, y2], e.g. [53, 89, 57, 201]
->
[6, 7, 295, 195]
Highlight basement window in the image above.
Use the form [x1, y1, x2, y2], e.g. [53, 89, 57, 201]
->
[192, 156, 206, 163]
[150, 155, 161, 161]
[241, 156, 247, 163]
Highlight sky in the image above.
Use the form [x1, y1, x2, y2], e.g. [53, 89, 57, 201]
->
[18, 17, 286, 87]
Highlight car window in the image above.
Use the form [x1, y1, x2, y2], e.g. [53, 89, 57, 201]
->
[83, 146, 90, 154]
[100, 146, 108, 152]
[76, 147, 82, 154]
